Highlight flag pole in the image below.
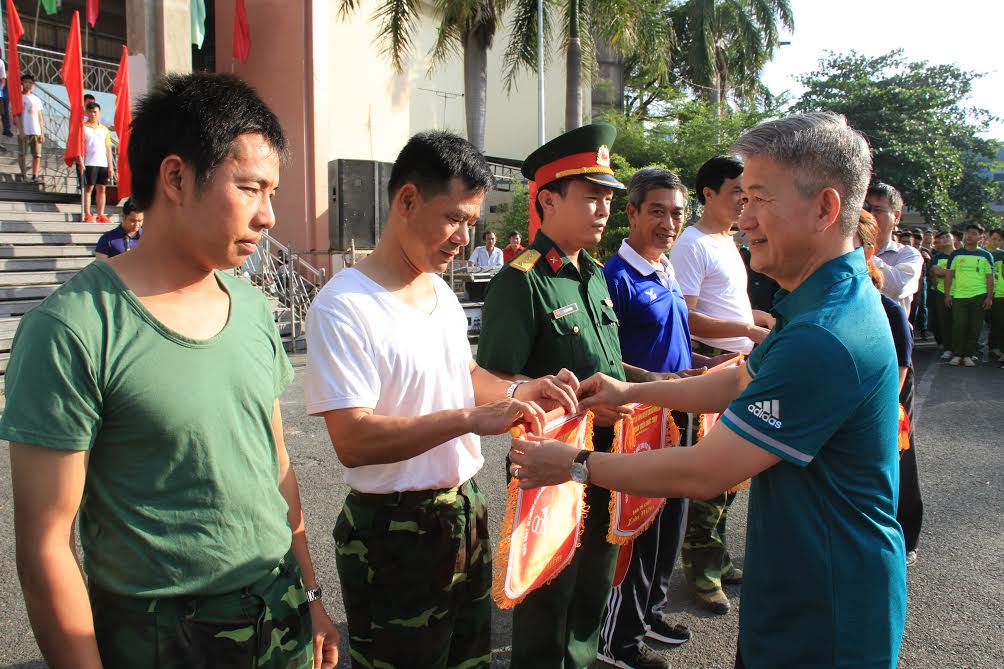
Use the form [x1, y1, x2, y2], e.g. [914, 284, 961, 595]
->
[30, 0, 38, 47]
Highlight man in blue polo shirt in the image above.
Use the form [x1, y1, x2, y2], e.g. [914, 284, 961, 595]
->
[94, 199, 143, 259]
[510, 112, 907, 669]
[598, 167, 696, 669]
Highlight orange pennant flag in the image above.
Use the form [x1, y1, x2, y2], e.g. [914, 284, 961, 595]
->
[5, 0, 25, 117]
[113, 45, 132, 199]
[60, 12, 86, 168]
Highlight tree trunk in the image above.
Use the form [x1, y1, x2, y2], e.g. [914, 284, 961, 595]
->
[463, 31, 489, 152]
[565, 0, 583, 130]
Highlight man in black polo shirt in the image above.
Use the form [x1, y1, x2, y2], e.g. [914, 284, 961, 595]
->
[94, 199, 143, 259]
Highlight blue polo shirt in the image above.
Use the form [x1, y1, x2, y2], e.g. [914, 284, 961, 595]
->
[94, 225, 141, 258]
[719, 248, 906, 669]
[604, 239, 692, 374]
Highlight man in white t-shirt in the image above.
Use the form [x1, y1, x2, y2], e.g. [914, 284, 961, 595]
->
[79, 101, 116, 222]
[468, 230, 504, 267]
[304, 131, 579, 669]
[667, 155, 773, 617]
[16, 74, 44, 183]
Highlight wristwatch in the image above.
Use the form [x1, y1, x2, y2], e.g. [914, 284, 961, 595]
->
[570, 450, 591, 484]
[506, 379, 529, 399]
[305, 586, 323, 602]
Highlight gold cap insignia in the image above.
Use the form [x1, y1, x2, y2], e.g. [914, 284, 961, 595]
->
[596, 145, 611, 167]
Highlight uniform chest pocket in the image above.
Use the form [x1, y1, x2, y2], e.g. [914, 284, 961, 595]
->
[548, 313, 591, 371]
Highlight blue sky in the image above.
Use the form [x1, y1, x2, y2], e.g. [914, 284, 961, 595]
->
[761, 0, 1004, 139]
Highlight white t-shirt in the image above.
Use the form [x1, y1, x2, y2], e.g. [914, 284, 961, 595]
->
[668, 225, 755, 354]
[469, 245, 504, 268]
[83, 123, 112, 167]
[304, 268, 483, 493]
[20, 93, 43, 136]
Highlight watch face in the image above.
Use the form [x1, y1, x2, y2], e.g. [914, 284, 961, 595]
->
[570, 462, 588, 484]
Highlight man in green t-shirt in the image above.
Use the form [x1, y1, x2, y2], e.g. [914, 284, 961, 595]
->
[988, 228, 1004, 366]
[0, 74, 338, 668]
[929, 230, 955, 353]
[944, 223, 995, 366]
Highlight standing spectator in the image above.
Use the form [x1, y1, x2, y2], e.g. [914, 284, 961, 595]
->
[951, 229, 962, 249]
[16, 74, 44, 183]
[94, 199, 143, 259]
[468, 230, 503, 267]
[668, 155, 771, 616]
[502, 230, 526, 263]
[987, 228, 1004, 366]
[598, 167, 696, 669]
[911, 230, 931, 338]
[739, 244, 780, 313]
[867, 182, 923, 315]
[80, 101, 116, 222]
[930, 231, 955, 354]
[944, 223, 995, 366]
[921, 229, 935, 251]
[0, 57, 12, 137]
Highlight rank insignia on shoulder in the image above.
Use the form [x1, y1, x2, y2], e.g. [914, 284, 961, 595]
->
[552, 303, 580, 319]
[510, 249, 541, 272]
[545, 248, 565, 272]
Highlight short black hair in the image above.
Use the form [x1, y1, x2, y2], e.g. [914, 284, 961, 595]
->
[534, 175, 578, 220]
[85, 101, 100, 111]
[965, 223, 985, 233]
[84, 93, 95, 101]
[20, 74, 34, 82]
[128, 73, 288, 210]
[935, 230, 951, 239]
[388, 131, 494, 201]
[482, 230, 496, 241]
[121, 198, 141, 217]
[509, 230, 520, 239]
[695, 156, 744, 205]
[989, 228, 1004, 238]
[866, 182, 904, 212]
[951, 230, 962, 240]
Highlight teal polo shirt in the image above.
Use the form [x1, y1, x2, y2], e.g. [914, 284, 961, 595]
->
[720, 248, 906, 669]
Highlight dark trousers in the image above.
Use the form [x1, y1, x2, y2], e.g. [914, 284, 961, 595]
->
[931, 292, 952, 348]
[599, 412, 694, 658]
[512, 429, 620, 669]
[735, 645, 746, 669]
[990, 299, 1004, 353]
[1, 85, 10, 135]
[910, 278, 928, 333]
[951, 294, 987, 358]
[897, 367, 923, 552]
[928, 290, 943, 345]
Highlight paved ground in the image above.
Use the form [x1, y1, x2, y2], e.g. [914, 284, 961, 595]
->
[1, 345, 1002, 668]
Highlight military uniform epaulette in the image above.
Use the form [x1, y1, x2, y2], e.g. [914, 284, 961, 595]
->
[510, 249, 542, 272]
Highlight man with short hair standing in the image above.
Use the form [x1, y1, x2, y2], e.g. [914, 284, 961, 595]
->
[668, 155, 771, 615]
[944, 223, 995, 366]
[16, 74, 43, 183]
[305, 130, 578, 669]
[867, 183, 923, 316]
[94, 198, 143, 259]
[511, 111, 907, 669]
[988, 228, 1004, 365]
[597, 167, 697, 669]
[80, 100, 116, 222]
[930, 230, 955, 353]
[469, 229, 504, 267]
[503, 229, 526, 263]
[2, 73, 339, 669]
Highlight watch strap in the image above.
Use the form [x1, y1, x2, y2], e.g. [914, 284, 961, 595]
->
[574, 450, 591, 465]
[305, 586, 322, 602]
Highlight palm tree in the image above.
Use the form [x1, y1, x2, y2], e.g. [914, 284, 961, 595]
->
[338, 0, 509, 151]
[671, 0, 794, 113]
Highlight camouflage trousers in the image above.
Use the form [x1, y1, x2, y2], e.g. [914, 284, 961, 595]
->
[681, 491, 739, 594]
[334, 479, 492, 669]
[89, 551, 313, 669]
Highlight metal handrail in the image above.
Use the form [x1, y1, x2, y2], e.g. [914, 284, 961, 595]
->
[236, 231, 328, 350]
[19, 44, 118, 92]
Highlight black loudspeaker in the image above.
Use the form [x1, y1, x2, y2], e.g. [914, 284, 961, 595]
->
[328, 159, 393, 251]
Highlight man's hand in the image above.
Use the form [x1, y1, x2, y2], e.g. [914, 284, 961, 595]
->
[591, 404, 634, 427]
[513, 368, 579, 414]
[308, 604, 340, 669]
[467, 398, 548, 436]
[945, 295, 953, 308]
[577, 373, 632, 413]
[38, 134, 44, 144]
[746, 324, 770, 344]
[509, 434, 579, 489]
[752, 309, 776, 329]
[983, 295, 993, 310]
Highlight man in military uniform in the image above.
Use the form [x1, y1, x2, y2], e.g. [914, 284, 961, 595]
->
[477, 122, 628, 668]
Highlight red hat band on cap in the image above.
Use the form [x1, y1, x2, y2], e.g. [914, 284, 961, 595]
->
[533, 147, 614, 189]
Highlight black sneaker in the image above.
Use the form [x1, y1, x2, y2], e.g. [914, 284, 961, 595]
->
[597, 644, 670, 669]
[646, 616, 691, 646]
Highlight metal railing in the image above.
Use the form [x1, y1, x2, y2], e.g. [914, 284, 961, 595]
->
[19, 44, 119, 92]
[236, 231, 327, 351]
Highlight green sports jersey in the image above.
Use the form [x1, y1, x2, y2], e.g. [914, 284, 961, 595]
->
[930, 251, 949, 293]
[0, 262, 294, 597]
[948, 247, 994, 298]
[994, 250, 1004, 298]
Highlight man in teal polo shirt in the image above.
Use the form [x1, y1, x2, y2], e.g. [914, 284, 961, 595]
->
[509, 112, 907, 669]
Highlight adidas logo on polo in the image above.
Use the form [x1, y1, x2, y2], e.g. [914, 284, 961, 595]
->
[747, 399, 782, 428]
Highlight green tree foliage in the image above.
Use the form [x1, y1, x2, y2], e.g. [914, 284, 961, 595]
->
[795, 50, 1003, 228]
[497, 180, 530, 244]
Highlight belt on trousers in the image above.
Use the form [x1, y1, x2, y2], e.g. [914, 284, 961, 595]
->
[349, 478, 475, 506]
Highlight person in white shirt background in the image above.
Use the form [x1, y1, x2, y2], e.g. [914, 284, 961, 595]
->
[468, 230, 504, 268]
[16, 74, 44, 183]
[866, 182, 923, 316]
[79, 101, 116, 222]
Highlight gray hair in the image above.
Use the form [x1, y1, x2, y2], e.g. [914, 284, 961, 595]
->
[627, 167, 688, 210]
[731, 112, 872, 236]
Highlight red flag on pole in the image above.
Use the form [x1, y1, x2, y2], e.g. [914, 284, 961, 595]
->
[113, 45, 131, 200]
[86, 0, 99, 28]
[233, 0, 251, 63]
[5, 0, 25, 117]
[60, 11, 85, 168]
[528, 181, 542, 243]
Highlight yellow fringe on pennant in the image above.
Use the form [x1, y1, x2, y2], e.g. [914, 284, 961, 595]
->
[491, 411, 595, 609]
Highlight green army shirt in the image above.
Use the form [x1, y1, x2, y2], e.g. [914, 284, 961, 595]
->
[477, 230, 626, 384]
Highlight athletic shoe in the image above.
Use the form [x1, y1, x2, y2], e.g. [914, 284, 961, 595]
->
[963, 357, 976, 367]
[905, 550, 918, 567]
[96, 214, 111, 223]
[694, 588, 730, 615]
[721, 566, 743, 584]
[940, 350, 954, 360]
[948, 356, 961, 366]
[646, 617, 691, 646]
[84, 214, 96, 222]
[597, 644, 670, 669]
